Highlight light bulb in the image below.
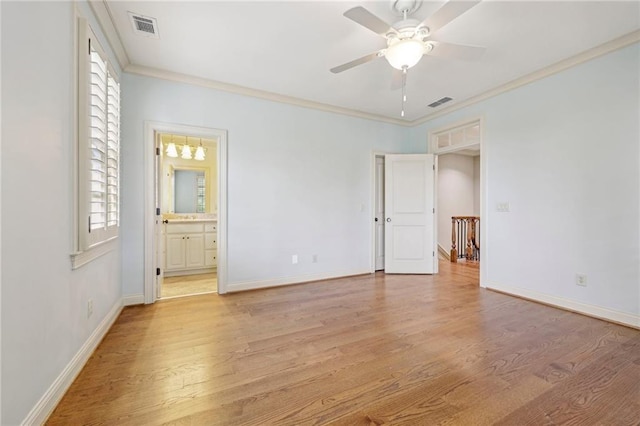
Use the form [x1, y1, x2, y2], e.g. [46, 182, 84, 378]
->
[385, 39, 425, 70]
[166, 142, 178, 158]
[181, 144, 192, 159]
[194, 145, 205, 161]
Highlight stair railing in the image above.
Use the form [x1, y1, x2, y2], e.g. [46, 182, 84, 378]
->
[450, 216, 480, 262]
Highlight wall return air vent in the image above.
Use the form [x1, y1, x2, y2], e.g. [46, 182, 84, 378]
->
[128, 12, 160, 39]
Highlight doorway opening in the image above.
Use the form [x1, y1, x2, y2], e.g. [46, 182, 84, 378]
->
[158, 133, 218, 299]
[430, 117, 484, 284]
[143, 122, 228, 304]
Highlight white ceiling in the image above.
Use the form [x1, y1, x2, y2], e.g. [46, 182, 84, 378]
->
[102, 0, 640, 122]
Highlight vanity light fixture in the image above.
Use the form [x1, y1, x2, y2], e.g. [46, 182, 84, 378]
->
[181, 138, 193, 160]
[166, 136, 178, 158]
[194, 139, 206, 161]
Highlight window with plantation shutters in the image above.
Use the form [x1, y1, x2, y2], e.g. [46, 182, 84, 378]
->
[73, 18, 121, 265]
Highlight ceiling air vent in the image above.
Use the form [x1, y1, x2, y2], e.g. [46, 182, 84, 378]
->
[428, 97, 453, 108]
[128, 12, 160, 39]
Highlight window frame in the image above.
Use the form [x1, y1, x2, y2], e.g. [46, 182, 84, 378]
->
[430, 118, 482, 155]
[71, 17, 120, 269]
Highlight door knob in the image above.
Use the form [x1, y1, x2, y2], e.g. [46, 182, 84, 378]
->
[386, 218, 391, 222]
[162, 219, 168, 224]
[375, 217, 378, 222]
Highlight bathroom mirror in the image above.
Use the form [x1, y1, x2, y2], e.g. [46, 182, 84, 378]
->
[174, 169, 206, 213]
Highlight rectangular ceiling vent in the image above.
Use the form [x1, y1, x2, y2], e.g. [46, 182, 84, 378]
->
[428, 97, 453, 108]
[128, 12, 160, 39]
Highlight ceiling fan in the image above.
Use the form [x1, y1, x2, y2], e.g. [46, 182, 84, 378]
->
[330, 0, 486, 117]
[331, 0, 485, 74]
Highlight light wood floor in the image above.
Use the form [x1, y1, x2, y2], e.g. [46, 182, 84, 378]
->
[47, 261, 639, 425]
[162, 272, 217, 298]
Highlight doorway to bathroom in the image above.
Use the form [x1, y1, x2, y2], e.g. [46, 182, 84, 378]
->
[143, 122, 228, 304]
[158, 132, 218, 298]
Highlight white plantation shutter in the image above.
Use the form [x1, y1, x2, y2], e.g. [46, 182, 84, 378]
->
[106, 74, 120, 227]
[89, 49, 108, 231]
[79, 20, 120, 250]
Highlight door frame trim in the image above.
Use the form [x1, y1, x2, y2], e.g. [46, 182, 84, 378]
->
[143, 121, 228, 303]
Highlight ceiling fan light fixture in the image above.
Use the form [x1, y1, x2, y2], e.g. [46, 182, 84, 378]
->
[385, 38, 424, 70]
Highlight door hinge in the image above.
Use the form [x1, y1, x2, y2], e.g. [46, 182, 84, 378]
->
[88, 39, 91, 55]
[433, 251, 435, 257]
[156, 207, 160, 215]
[156, 147, 160, 155]
[433, 208, 435, 213]
[156, 268, 161, 276]
[433, 164, 435, 170]
[88, 216, 91, 233]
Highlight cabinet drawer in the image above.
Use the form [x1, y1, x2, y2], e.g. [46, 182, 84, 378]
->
[205, 234, 217, 249]
[205, 249, 217, 267]
[204, 223, 217, 233]
[166, 223, 204, 234]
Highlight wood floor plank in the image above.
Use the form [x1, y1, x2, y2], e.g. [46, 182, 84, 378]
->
[46, 261, 640, 425]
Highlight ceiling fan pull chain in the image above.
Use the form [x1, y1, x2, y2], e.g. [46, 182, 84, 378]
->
[401, 66, 408, 117]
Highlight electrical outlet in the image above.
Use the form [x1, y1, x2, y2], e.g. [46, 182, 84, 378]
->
[87, 299, 94, 318]
[292, 255, 298, 264]
[575, 274, 587, 287]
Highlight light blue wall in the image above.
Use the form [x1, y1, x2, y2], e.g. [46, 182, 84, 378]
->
[1, 1, 122, 424]
[120, 75, 420, 295]
[415, 43, 640, 318]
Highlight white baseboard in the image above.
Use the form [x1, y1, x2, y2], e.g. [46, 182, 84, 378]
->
[487, 282, 640, 329]
[122, 294, 145, 306]
[227, 269, 371, 293]
[437, 244, 450, 261]
[22, 299, 123, 425]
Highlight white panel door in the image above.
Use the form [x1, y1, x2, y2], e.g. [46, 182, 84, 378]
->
[384, 154, 436, 274]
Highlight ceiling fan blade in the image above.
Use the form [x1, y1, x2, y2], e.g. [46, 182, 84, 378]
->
[344, 6, 394, 36]
[427, 41, 485, 61]
[330, 51, 382, 74]
[421, 0, 481, 34]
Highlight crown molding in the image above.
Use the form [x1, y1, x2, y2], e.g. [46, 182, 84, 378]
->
[409, 29, 640, 126]
[124, 64, 410, 126]
[87, 0, 130, 71]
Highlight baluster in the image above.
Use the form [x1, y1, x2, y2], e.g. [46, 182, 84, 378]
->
[466, 219, 473, 260]
[450, 217, 457, 262]
[470, 218, 477, 260]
